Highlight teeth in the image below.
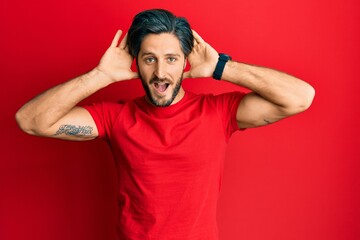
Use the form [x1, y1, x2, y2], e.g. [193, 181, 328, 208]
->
[154, 82, 168, 92]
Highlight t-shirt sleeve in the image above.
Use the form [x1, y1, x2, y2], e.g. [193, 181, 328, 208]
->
[82, 102, 123, 140]
[210, 91, 246, 140]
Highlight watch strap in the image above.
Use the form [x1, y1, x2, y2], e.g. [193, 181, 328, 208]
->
[213, 53, 231, 80]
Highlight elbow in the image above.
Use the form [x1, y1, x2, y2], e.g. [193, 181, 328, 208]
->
[298, 84, 315, 112]
[284, 84, 316, 115]
[15, 108, 54, 137]
[15, 109, 37, 136]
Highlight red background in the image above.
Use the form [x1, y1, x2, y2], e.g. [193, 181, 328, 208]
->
[1, 0, 359, 239]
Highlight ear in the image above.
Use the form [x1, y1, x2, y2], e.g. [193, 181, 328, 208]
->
[183, 58, 187, 69]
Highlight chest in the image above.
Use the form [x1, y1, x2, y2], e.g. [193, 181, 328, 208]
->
[109, 107, 228, 171]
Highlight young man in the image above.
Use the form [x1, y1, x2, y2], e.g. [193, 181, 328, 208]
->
[16, 9, 315, 240]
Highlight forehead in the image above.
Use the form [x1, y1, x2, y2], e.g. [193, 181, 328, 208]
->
[139, 33, 184, 56]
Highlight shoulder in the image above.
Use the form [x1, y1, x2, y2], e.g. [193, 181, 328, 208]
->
[82, 101, 124, 112]
[81, 99, 139, 121]
[181, 91, 246, 116]
[196, 91, 246, 106]
[80, 99, 138, 139]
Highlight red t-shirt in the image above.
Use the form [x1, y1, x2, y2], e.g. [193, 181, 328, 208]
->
[83, 91, 245, 240]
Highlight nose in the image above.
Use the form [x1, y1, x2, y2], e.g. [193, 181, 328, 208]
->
[154, 61, 167, 79]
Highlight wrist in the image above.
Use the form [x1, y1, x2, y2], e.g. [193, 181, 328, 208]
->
[212, 53, 232, 80]
[92, 67, 116, 84]
[82, 68, 115, 88]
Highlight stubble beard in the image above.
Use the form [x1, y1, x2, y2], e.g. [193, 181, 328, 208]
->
[139, 72, 184, 107]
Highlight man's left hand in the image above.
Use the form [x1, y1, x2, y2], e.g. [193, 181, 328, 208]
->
[183, 30, 219, 79]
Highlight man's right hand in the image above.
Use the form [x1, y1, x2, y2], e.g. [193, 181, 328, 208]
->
[96, 30, 139, 82]
[16, 30, 140, 141]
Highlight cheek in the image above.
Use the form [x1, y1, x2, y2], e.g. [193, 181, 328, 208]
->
[175, 67, 186, 79]
[138, 65, 153, 79]
[170, 63, 186, 74]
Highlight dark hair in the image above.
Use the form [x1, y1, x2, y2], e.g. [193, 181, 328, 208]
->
[127, 9, 194, 58]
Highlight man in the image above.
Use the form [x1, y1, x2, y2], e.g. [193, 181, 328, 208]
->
[16, 9, 315, 240]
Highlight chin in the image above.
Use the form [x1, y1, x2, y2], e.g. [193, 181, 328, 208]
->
[148, 95, 175, 107]
[139, 73, 183, 107]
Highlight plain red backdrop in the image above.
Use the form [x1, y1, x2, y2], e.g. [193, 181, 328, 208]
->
[1, 0, 359, 239]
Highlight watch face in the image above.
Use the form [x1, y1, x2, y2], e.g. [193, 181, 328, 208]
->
[219, 53, 231, 61]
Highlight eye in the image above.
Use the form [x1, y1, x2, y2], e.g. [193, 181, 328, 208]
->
[145, 57, 156, 64]
[167, 57, 177, 63]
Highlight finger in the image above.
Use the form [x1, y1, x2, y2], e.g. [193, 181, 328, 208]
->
[111, 30, 123, 48]
[119, 32, 128, 49]
[192, 30, 205, 44]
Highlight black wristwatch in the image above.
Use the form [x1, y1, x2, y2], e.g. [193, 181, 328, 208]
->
[212, 53, 232, 80]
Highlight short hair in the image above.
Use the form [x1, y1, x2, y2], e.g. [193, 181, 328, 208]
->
[127, 9, 194, 58]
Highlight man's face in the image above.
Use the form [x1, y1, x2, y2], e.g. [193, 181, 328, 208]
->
[137, 33, 186, 107]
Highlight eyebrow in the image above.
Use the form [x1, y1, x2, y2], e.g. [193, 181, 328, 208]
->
[140, 52, 182, 58]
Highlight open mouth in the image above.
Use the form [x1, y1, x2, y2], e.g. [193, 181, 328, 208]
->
[153, 82, 170, 93]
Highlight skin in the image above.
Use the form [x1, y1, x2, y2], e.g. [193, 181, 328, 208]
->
[15, 29, 315, 141]
[137, 33, 186, 107]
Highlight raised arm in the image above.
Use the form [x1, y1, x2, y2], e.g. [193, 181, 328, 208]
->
[222, 61, 315, 128]
[184, 30, 315, 129]
[15, 30, 138, 140]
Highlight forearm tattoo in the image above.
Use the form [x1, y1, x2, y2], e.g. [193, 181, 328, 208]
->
[264, 119, 272, 125]
[54, 124, 93, 136]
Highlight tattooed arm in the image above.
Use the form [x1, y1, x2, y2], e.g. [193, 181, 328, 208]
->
[15, 71, 104, 141]
[185, 30, 315, 129]
[54, 125, 94, 137]
[224, 61, 315, 128]
[15, 30, 138, 141]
